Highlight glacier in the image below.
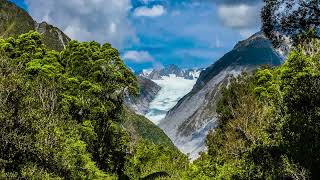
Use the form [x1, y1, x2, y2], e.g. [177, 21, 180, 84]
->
[145, 74, 199, 125]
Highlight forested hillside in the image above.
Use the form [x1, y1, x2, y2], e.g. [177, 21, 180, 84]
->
[188, 40, 320, 179]
[0, 32, 188, 179]
[187, 0, 320, 178]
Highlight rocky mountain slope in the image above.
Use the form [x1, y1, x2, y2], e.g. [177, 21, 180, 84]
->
[129, 65, 202, 124]
[126, 65, 202, 118]
[125, 76, 161, 115]
[159, 32, 282, 159]
[139, 64, 201, 80]
[0, 0, 69, 51]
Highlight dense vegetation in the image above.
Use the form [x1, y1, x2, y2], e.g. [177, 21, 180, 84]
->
[262, 0, 320, 47]
[123, 108, 175, 148]
[187, 39, 320, 179]
[0, 31, 188, 179]
[1, 0, 320, 179]
[185, 1, 320, 179]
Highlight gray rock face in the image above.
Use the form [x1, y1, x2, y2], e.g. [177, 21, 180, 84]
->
[125, 76, 161, 115]
[159, 32, 282, 160]
[35, 21, 70, 51]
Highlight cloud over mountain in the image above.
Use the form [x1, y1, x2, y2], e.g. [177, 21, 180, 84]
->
[17, 0, 264, 70]
[25, 0, 136, 48]
[123, 50, 155, 63]
[214, 0, 263, 37]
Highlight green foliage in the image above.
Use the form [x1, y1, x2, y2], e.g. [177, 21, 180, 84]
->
[5, 21, 320, 180]
[262, 0, 320, 47]
[123, 107, 175, 148]
[280, 49, 320, 177]
[192, 40, 320, 179]
[0, 31, 139, 179]
[0, 31, 191, 180]
[124, 140, 189, 180]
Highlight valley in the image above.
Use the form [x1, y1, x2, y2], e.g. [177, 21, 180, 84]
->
[128, 32, 282, 160]
[136, 65, 201, 124]
[2, 0, 320, 179]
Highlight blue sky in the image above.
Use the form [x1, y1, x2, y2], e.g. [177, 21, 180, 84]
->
[10, 0, 262, 71]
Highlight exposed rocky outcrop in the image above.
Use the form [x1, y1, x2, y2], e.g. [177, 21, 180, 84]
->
[0, 0, 70, 51]
[125, 76, 161, 115]
[159, 32, 282, 159]
[35, 21, 70, 51]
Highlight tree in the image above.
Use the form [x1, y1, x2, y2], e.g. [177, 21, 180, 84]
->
[0, 32, 109, 179]
[262, 0, 320, 48]
[280, 47, 320, 178]
[0, 31, 189, 179]
[0, 31, 138, 179]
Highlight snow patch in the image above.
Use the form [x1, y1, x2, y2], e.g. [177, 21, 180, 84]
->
[176, 119, 217, 160]
[188, 69, 201, 79]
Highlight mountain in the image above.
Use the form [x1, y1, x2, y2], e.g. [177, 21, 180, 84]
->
[139, 64, 201, 80]
[159, 32, 282, 159]
[0, 0, 70, 51]
[125, 76, 161, 115]
[133, 65, 202, 124]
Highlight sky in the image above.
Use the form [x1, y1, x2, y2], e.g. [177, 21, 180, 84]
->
[10, 0, 263, 71]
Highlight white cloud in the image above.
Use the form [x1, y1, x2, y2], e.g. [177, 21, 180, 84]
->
[123, 50, 154, 63]
[217, 4, 260, 29]
[216, 3, 261, 38]
[134, 5, 166, 17]
[25, 0, 137, 49]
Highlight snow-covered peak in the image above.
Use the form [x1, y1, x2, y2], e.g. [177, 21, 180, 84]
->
[138, 64, 202, 80]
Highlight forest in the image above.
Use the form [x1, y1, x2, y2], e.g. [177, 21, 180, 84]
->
[1, 0, 320, 179]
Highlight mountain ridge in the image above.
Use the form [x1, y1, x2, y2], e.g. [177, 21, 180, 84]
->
[159, 31, 282, 159]
[139, 64, 201, 80]
[0, 0, 70, 51]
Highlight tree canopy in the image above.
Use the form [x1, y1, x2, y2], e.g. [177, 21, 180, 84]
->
[0, 31, 189, 179]
[262, 0, 320, 47]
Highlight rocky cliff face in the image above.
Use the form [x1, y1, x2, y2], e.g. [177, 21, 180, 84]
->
[125, 76, 161, 115]
[159, 32, 282, 159]
[0, 0, 70, 51]
[35, 21, 70, 51]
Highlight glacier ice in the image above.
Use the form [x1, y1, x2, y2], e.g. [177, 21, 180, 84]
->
[145, 74, 198, 124]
